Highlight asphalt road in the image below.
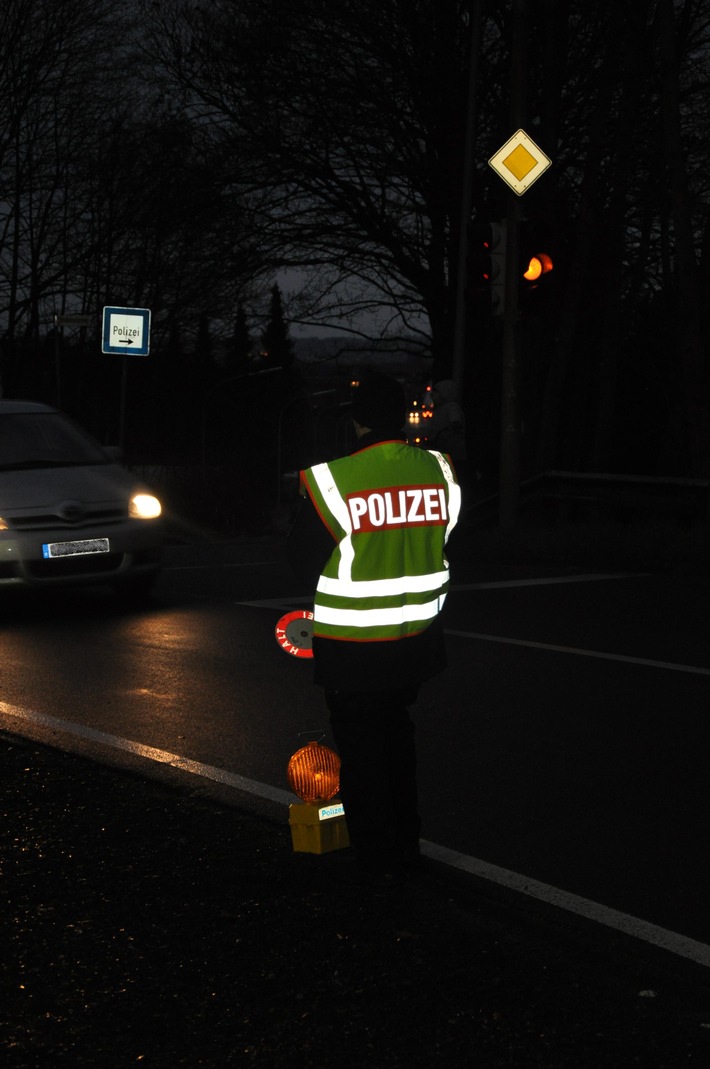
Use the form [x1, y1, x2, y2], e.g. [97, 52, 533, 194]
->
[1, 534, 709, 971]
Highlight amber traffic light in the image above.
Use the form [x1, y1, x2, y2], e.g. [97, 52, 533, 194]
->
[523, 252, 554, 282]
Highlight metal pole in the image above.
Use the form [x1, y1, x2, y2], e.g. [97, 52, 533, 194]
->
[53, 312, 62, 409]
[119, 357, 127, 452]
[451, 0, 483, 388]
[498, 0, 527, 530]
[498, 193, 521, 529]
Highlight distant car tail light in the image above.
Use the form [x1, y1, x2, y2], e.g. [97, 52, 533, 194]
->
[129, 493, 161, 520]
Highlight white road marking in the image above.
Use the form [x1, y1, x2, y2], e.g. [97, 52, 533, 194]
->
[421, 840, 710, 969]
[239, 594, 313, 607]
[239, 588, 710, 677]
[0, 701, 293, 807]
[446, 630, 710, 676]
[451, 573, 638, 591]
[238, 572, 632, 608]
[2, 698, 709, 970]
[166, 560, 281, 571]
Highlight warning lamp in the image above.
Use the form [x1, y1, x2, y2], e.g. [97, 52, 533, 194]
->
[287, 740, 340, 804]
[523, 252, 553, 282]
[287, 741, 350, 854]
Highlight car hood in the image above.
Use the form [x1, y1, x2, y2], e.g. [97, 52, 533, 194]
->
[0, 463, 141, 511]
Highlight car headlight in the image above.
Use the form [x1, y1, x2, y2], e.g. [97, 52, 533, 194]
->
[0, 517, 8, 530]
[129, 493, 162, 520]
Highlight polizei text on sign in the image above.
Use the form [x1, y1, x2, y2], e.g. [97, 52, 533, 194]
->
[113, 324, 140, 340]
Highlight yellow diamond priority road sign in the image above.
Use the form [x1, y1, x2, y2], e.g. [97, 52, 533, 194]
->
[488, 129, 551, 196]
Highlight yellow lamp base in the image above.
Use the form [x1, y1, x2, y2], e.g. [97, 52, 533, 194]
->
[289, 799, 350, 854]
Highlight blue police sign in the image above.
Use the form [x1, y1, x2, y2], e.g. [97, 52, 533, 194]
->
[102, 306, 151, 356]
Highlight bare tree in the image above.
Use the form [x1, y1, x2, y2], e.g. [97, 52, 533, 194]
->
[3, 0, 710, 480]
[141, 0, 476, 365]
[0, 1, 128, 344]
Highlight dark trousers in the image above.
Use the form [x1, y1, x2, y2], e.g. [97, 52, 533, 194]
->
[325, 686, 422, 871]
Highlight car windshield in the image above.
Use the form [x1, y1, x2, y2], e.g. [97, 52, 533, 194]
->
[0, 412, 110, 470]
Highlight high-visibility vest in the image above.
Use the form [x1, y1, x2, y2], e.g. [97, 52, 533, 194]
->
[300, 441, 461, 642]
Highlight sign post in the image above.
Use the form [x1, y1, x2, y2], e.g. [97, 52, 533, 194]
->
[102, 306, 151, 450]
[488, 130, 552, 529]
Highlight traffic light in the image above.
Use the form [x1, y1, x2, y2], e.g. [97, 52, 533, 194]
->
[520, 246, 554, 314]
[523, 251, 554, 285]
[467, 220, 507, 316]
[518, 218, 555, 314]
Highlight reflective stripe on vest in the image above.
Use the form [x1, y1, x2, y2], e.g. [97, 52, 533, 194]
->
[314, 595, 446, 629]
[317, 568, 451, 599]
[427, 450, 461, 541]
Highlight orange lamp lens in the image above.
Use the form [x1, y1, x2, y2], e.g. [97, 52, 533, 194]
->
[287, 742, 341, 804]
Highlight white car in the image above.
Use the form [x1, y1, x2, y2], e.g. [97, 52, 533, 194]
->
[0, 400, 163, 596]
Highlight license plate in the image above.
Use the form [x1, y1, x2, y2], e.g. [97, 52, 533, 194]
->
[42, 538, 110, 559]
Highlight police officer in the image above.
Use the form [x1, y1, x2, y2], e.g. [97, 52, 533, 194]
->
[286, 371, 461, 882]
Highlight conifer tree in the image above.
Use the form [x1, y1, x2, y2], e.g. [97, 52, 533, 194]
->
[227, 304, 252, 376]
[260, 285, 294, 370]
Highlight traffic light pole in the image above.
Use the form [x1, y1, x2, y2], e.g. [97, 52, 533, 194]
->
[451, 0, 482, 391]
[498, 0, 526, 530]
[498, 193, 521, 530]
